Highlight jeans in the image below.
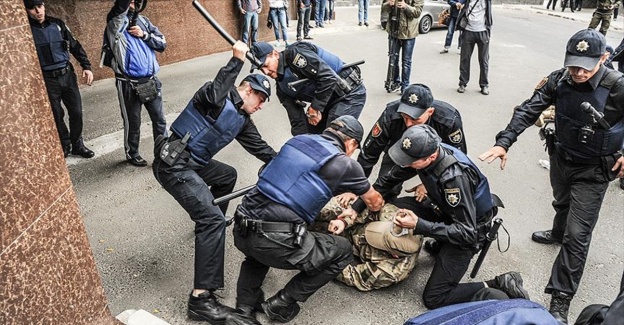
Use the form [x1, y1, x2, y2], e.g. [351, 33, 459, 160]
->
[241, 11, 258, 44]
[270, 7, 288, 42]
[325, 0, 335, 21]
[358, 0, 369, 23]
[459, 30, 490, 88]
[389, 37, 416, 91]
[315, 0, 327, 26]
[444, 17, 462, 48]
[297, 6, 312, 38]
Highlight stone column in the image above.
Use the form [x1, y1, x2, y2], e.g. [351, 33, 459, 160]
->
[0, 1, 120, 324]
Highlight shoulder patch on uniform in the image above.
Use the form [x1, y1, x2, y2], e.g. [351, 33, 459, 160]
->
[444, 188, 461, 207]
[535, 77, 548, 91]
[371, 122, 382, 138]
[448, 129, 463, 144]
[292, 53, 308, 68]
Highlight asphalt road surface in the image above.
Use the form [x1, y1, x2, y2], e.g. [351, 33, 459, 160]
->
[70, 5, 624, 325]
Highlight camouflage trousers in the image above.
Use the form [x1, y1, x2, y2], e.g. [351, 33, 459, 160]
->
[314, 199, 423, 291]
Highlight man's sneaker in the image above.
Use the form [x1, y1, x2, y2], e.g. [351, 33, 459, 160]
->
[549, 291, 572, 324]
[531, 230, 563, 245]
[304, 35, 313, 40]
[261, 290, 300, 323]
[225, 305, 260, 325]
[440, 48, 449, 54]
[457, 85, 466, 93]
[493, 271, 530, 300]
[296, 37, 302, 41]
[481, 86, 489, 95]
[364, 22, 369, 26]
[127, 155, 148, 167]
[358, 22, 362, 26]
[390, 83, 401, 93]
[188, 291, 234, 324]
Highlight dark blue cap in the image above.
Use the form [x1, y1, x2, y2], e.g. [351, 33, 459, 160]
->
[24, 0, 43, 8]
[397, 84, 434, 119]
[250, 42, 275, 69]
[564, 29, 607, 70]
[243, 74, 271, 100]
[389, 125, 441, 167]
[328, 115, 364, 144]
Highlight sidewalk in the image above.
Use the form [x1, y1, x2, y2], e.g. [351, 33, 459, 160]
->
[501, 3, 623, 32]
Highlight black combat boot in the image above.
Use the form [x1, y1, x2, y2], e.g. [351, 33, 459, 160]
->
[493, 271, 530, 299]
[261, 290, 300, 323]
[188, 290, 235, 325]
[549, 291, 572, 324]
[225, 305, 261, 325]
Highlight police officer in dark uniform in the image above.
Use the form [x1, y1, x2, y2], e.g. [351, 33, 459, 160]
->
[25, 0, 94, 158]
[480, 29, 624, 324]
[250, 41, 366, 135]
[357, 83, 466, 202]
[152, 41, 277, 325]
[225, 116, 383, 325]
[342, 125, 529, 310]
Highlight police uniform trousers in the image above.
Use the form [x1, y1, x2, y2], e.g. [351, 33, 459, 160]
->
[233, 220, 353, 306]
[545, 149, 612, 296]
[152, 152, 237, 290]
[589, 9, 613, 35]
[278, 83, 367, 136]
[43, 64, 85, 151]
[459, 30, 490, 88]
[116, 77, 167, 160]
[394, 197, 508, 309]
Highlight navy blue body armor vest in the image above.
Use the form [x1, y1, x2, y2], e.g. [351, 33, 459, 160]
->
[556, 74, 624, 157]
[170, 99, 246, 166]
[422, 144, 493, 218]
[257, 135, 340, 223]
[31, 22, 69, 71]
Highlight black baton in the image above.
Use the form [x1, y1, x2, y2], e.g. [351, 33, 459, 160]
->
[470, 217, 503, 278]
[192, 0, 263, 67]
[212, 185, 256, 206]
[287, 60, 366, 90]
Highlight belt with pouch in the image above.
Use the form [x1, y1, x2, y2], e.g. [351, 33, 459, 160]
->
[246, 219, 298, 233]
[115, 73, 155, 84]
[42, 65, 70, 78]
[339, 66, 363, 90]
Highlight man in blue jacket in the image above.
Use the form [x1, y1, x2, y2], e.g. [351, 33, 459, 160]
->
[104, 0, 167, 167]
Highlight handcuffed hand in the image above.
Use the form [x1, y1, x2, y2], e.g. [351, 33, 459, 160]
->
[307, 107, 322, 125]
[393, 209, 418, 229]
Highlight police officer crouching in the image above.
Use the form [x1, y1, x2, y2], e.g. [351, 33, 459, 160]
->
[226, 116, 384, 325]
[343, 125, 530, 310]
[250, 41, 366, 136]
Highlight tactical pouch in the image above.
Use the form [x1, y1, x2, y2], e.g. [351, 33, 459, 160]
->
[539, 127, 557, 156]
[160, 133, 190, 166]
[134, 79, 159, 103]
[235, 213, 249, 238]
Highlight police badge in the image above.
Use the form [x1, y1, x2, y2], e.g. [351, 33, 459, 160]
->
[448, 129, 463, 144]
[293, 53, 308, 68]
[372, 122, 382, 137]
[444, 188, 461, 207]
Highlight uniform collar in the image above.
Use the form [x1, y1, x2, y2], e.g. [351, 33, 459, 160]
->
[28, 15, 49, 27]
[230, 88, 245, 112]
[275, 52, 286, 80]
[565, 65, 607, 90]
